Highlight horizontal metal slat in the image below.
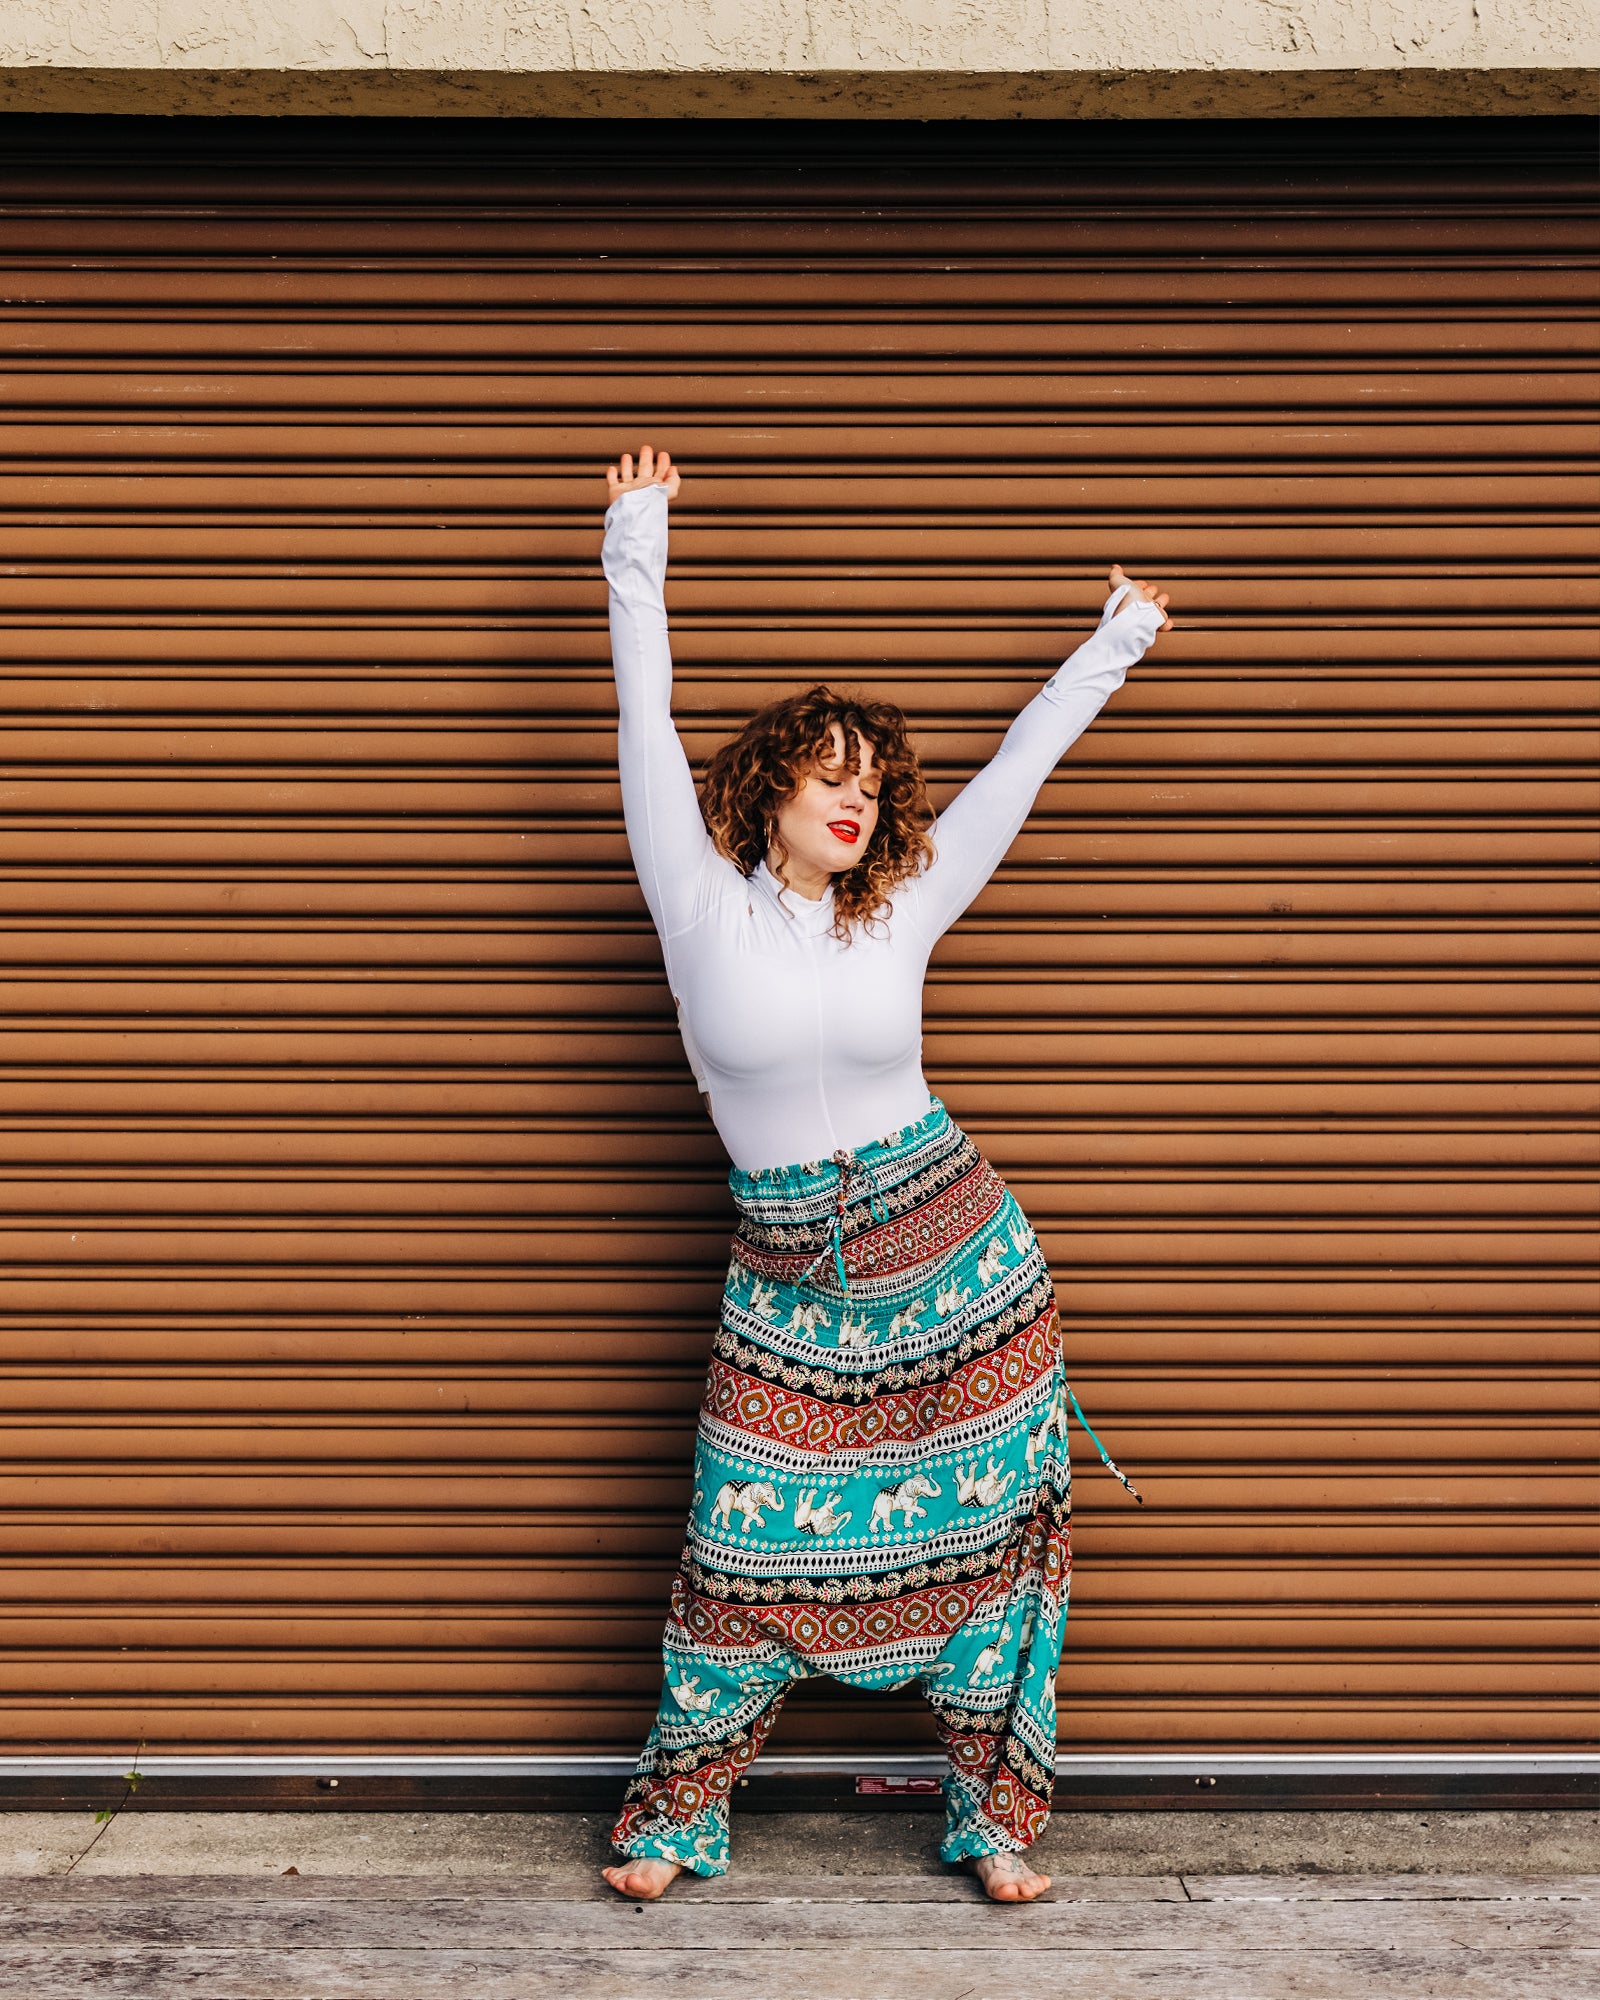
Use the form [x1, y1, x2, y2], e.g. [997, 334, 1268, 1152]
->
[0, 1174, 1594, 1216]
[3, 470, 1594, 509]
[4, 208, 1595, 257]
[1, 1274, 1594, 1318]
[3, 314, 1596, 361]
[0, 1126, 1589, 1167]
[0, 932, 1590, 970]
[3, 1555, 1589, 1606]
[0, 1473, 1592, 1517]
[6, 264, 1597, 311]
[6, 1511, 1589, 1560]
[3, 315, 1595, 363]
[0, 672, 1592, 720]
[0, 1610, 1592, 1662]
[4, 725, 1598, 766]
[6, 367, 1598, 414]
[0, 975, 1593, 1016]
[0, 1371, 1588, 1418]
[3, 1222, 1592, 1271]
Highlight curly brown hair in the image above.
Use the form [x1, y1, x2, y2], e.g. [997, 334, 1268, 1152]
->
[700, 683, 935, 942]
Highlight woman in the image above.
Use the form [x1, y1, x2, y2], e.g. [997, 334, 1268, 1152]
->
[598, 444, 1171, 1903]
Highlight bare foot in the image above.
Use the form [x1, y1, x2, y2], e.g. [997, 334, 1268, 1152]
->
[1108, 561, 1172, 629]
[968, 1851, 1052, 1902]
[601, 1857, 684, 1900]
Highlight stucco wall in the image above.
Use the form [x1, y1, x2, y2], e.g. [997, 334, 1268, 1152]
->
[0, 0, 1594, 115]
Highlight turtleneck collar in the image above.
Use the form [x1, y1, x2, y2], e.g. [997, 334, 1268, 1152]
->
[752, 857, 837, 936]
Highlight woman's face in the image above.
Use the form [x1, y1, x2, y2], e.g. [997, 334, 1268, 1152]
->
[771, 721, 882, 884]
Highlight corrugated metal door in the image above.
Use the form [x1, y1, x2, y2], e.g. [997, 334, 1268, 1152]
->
[1, 119, 1594, 1758]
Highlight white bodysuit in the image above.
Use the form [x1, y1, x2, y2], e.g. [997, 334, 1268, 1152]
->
[603, 481, 1165, 1173]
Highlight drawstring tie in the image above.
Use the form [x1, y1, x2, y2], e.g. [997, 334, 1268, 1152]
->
[796, 1146, 889, 1298]
[1064, 1380, 1144, 1505]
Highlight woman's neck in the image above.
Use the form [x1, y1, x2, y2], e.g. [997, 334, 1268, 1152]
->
[765, 848, 833, 903]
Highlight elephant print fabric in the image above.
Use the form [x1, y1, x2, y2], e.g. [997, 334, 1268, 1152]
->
[613, 1096, 1141, 1877]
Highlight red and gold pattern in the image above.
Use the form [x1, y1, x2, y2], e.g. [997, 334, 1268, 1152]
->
[733, 1153, 1006, 1288]
[934, 1716, 1054, 1848]
[704, 1303, 1058, 1457]
[675, 1566, 1005, 1659]
[612, 1695, 786, 1851]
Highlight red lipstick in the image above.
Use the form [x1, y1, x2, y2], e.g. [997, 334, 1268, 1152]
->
[827, 820, 860, 844]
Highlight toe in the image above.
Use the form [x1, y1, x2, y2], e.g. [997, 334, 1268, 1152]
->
[972, 1855, 1053, 1903]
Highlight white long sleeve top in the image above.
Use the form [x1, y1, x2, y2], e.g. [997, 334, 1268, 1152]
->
[603, 481, 1164, 1172]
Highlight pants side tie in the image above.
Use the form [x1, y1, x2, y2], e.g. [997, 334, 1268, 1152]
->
[1064, 1381, 1144, 1505]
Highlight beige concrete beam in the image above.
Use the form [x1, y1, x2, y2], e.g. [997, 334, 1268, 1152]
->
[1, 0, 1595, 118]
[0, 65, 1592, 117]
[4, 0, 1598, 73]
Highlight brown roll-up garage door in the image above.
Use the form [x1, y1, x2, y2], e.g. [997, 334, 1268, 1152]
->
[0, 117, 1594, 1760]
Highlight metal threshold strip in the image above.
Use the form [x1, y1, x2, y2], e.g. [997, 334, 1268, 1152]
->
[2, 1754, 1594, 1779]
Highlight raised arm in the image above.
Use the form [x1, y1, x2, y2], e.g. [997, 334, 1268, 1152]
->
[899, 572, 1169, 943]
[603, 461, 727, 944]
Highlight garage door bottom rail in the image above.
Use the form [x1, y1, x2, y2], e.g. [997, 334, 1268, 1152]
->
[0, 1757, 1591, 1814]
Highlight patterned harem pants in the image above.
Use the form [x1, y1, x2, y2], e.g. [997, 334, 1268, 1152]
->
[612, 1096, 1140, 1876]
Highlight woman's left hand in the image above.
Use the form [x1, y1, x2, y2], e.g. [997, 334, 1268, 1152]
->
[607, 442, 681, 503]
[1108, 563, 1173, 630]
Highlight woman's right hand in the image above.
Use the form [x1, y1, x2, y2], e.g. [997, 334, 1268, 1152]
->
[606, 443, 680, 503]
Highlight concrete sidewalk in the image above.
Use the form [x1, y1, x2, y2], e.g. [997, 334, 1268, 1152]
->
[4, 1805, 1597, 1878]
